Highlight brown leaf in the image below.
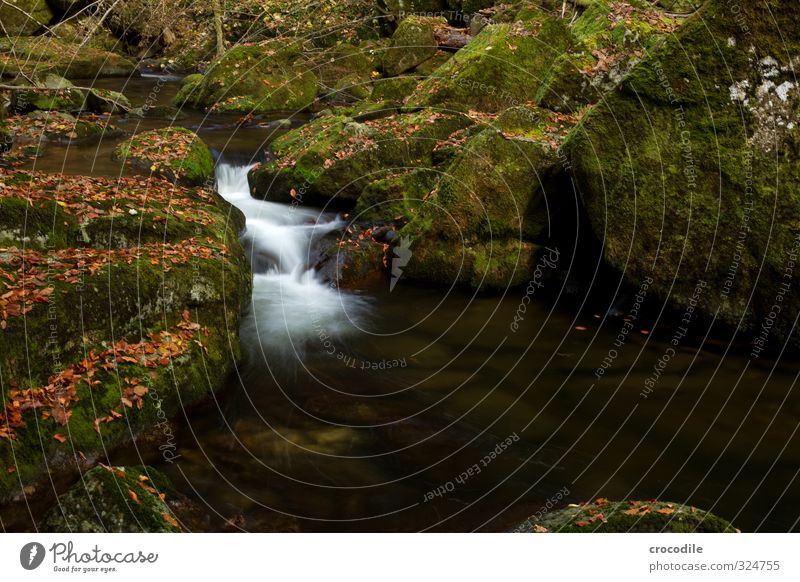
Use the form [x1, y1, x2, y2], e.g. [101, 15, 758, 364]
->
[53, 433, 67, 443]
[162, 512, 179, 528]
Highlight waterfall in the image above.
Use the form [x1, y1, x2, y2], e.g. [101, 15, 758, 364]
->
[215, 163, 370, 359]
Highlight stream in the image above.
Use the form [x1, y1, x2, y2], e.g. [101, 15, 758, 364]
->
[21, 76, 800, 532]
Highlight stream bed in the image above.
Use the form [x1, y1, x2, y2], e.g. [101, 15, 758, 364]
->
[21, 76, 800, 532]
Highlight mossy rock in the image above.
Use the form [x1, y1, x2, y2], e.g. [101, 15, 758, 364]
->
[0, 0, 53, 36]
[171, 73, 204, 108]
[41, 465, 181, 532]
[411, 50, 451, 77]
[0, 168, 251, 501]
[115, 127, 215, 186]
[301, 42, 375, 102]
[512, 500, 737, 533]
[401, 117, 564, 289]
[536, 1, 681, 112]
[7, 110, 119, 143]
[353, 168, 439, 222]
[384, 0, 449, 16]
[191, 42, 318, 114]
[249, 109, 472, 207]
[568, 0, 800, 344]
[0, 36, 136, 79]
[408, 17, 575, 112]
[383, 15, 443, 76]
[369, 76, 418, 104]
[11, 86, 86, 113]
[85, 88, 131, 114]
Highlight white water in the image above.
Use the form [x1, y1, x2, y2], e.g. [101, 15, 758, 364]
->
[215, 163, 370, 358]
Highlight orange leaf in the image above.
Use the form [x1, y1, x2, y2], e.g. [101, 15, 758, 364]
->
[53, 433, 67, 443]
[127, 489, 140, 504]
[162, 512, 179, 528]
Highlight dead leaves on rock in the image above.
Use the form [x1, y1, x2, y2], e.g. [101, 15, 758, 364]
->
[0, 168, 216, 226]
[0, 311, 209, 440]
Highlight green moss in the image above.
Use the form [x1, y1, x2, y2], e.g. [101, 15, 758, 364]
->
[383, 16, 443, 76]
[401, 121, 562, 289]
[0, 123, 11, 153]
[369, 76, 418, 103]
[115, 127, 215, 186]
[0, 169, 251, 500]
[0, 36, 136, 79]
[353, 168, 439, 222]
[192, 42, 318, 114]
[172, 74, 204, 108]
[250, 109, 472, 206]
[41, 465, 181, 532]
[513, 500, 737, 533]
[568, 0, 800, 341]
[408, 16, 575, 112]
[0, 0, 53, 36]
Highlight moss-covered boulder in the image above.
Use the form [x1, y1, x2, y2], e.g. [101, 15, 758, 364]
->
[383, 15, 443, 76]
[85, 88, 131, 114]
[408, 14, 574, 112]
[5, 110, 119, 143]
[171, 73, 205, 108]
[303, 42, 377, 103]
[249, 109, 472, 207]
[189, 41, 317, 114]
[42, 465, 181, 533]
[536, 1, 681, 113]
[0, 168, 251, 502]
[400, 105, 577, 289]
[115, 127, 215, 186]
[10, 75, 86, 113]
[0, 0, 53, 36]
[569, 0, 800, 345]
[512, 499, 737, 533]
[352, 168, 439, 222]
[0, 36, 136, 79]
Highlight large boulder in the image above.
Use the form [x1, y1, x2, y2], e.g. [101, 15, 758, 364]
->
[0, 168, 251, 503]
[42, 465, 181, 533]
[383, 15, 443, 76]
[0, 0, 53, 36]
[512, 499, 737, 533]
[536, 1, 681, 112]
[408, 14, 575, 112]
[0, 36, 136, 78]
[249, 109, 472, 207]
[569, 0, 800, 344]
[188, 42, 317, 114]
[401, 105, 577, 289]
[115, 127, 215, 186]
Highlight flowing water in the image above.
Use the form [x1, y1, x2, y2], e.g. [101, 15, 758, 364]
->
[14, 76, 800, 532]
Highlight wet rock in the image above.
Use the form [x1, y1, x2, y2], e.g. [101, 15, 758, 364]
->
[86, 88, 132, 114]
[41, 465, 181, 533]
[313, 227, 389, 289]
[512, 499, 737, 533]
